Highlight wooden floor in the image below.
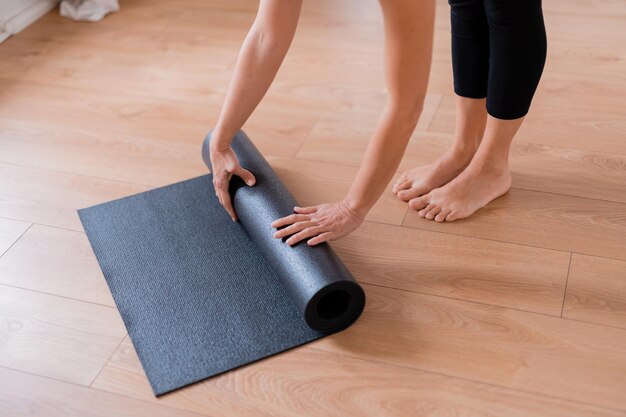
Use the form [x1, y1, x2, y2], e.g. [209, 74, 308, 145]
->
[1, 0, 625, 415]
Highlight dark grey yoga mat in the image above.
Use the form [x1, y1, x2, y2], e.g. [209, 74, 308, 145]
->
[78, 131, 365, 396]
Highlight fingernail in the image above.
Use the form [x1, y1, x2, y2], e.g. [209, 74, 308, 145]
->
[247, 180, 255, 186]
[273, 232, 279, 238]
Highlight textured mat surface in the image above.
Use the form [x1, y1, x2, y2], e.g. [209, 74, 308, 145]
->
[79, 131, 364, 396]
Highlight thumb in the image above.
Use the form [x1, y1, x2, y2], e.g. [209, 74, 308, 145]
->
[234, 167, 256, 186]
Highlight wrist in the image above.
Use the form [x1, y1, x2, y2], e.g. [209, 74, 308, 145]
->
[342, 195, 369, 221]
[210, 128, 232, 153]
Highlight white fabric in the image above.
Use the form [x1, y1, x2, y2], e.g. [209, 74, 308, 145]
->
[60, 0, 119, 22]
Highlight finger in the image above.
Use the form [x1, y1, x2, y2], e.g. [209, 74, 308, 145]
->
[233, 167, 256, 186]
[294, 206, 318, 214]
[307, 232, 334, 246]
[216, 185, 237, 221]
[222, 192, 238, 221]
[271, 213, 310, 228]
[425, 206, 441, 220]
[273, 221, 317, 239]
[286, 226, 325, 246]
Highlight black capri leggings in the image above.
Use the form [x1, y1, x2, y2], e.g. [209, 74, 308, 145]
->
[449, 0, 547, 120]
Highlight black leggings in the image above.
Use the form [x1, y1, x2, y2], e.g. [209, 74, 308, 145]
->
[449, 0, 547, 120]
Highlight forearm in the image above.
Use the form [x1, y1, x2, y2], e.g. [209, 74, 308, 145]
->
[344, 0, 435, 217]
[344, 107, 419, 217]
[211, 0, 302, 151]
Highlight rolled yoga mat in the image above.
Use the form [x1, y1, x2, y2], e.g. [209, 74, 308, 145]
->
[78, 130, 365, 396]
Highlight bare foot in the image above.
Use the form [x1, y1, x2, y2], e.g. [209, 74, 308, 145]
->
[392, 148, 475, 202]
[408, 161, 512, 222]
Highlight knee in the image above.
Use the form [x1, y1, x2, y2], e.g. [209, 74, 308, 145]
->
[387, 97, 424, 129]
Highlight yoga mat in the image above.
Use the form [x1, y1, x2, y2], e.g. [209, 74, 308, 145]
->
[78, 131, 365, 396]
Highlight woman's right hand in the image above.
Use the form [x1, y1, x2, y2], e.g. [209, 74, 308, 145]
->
[210, 144, 256, 221]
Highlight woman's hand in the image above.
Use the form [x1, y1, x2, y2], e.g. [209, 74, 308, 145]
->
[210, 145, 256, 221]
[271, 200, 365, 246]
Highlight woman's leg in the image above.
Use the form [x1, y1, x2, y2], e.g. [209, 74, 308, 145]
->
[410, 0, 547, 222]
[394, 0, 489, 202]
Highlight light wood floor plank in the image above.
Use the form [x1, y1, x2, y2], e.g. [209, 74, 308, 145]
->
[331, 222, 570, 316]
[0, 225, 114, 306]
[0, 0, 624, 414]
[314, 284, 626, 411]
[0, 80, 317, 160]
[0, 162, 148, 231]
[402, 188, 626, 261]
[297, 121, 626, 203]
[91, 338, 621, 417]
[429, 95, 626, 155]
[0, 285, 125, 386]
[269, 156, 408, 226]
[563, 254, 626, 329]
[0, 367, 207, 417]
[0, 218, 30, 257]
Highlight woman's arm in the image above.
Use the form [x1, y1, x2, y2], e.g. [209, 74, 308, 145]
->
[272, 0, 435, 245]
[211, 0, 303, 221]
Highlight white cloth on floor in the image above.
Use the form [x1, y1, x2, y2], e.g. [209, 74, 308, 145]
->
[60, 0, 120, 22]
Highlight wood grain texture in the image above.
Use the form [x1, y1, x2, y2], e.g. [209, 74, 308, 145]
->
[563, 255, 626, 329]
[92, 338, 622, 417]
[0, 79, 317, 163]
[0, 163, 148, 231]
[269, 156, 408, 226]
[0, 0, 625, 414]
[0, 367, 206, 417]
[331, 222, 570, 316]
[429, 95, 626, 155]
[403, 188, 626, 261]
[0, 285, 125, 385]
[315, 284, 626, 411]
[0, 218, 30, 256]
[0, 225, 114, 306]
[298, 121, 626, 204]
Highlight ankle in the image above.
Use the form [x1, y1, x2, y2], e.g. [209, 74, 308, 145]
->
[448, 143, 478, 165]
[471, 157, 510, 176]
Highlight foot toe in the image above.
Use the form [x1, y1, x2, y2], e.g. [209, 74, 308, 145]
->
[434, 209, 450, 222]
[397, 187, 424, 202]
[445, 211, 459, 222]
[425, 206, 441, 220]
[409, 196, 429, 211]
[392, 178, 409, 193]
[418, 204, 434, 218]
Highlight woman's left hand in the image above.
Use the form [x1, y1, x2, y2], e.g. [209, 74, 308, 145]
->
[271, 200, 365, 246]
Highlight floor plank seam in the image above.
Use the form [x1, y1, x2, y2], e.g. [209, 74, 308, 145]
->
[560, 253, 573, 318]
[290, 153, 626, 204]
[424, 93, 444, 131]
[0, 159, 158, 189]
[0, 222, 32, 258]
[305, 345, 626, 414]
[396, 220, 589, 257]
[290, 115, 322, 159]
[88, 335, 129, 388]
[0, 364, 210, 417]
[0, 282, 118, 310]
[359, 281, 565, 320]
